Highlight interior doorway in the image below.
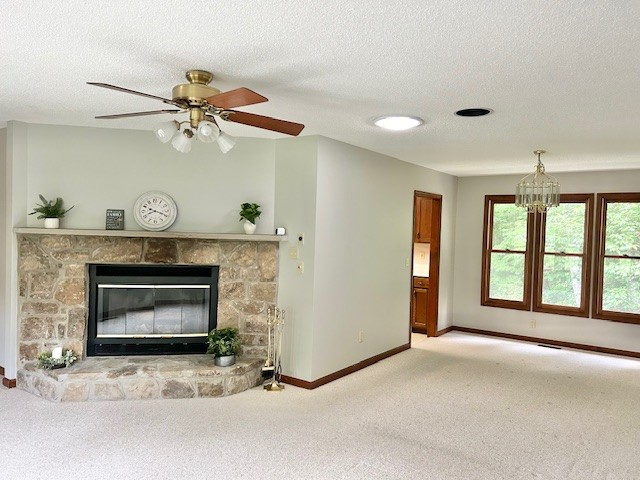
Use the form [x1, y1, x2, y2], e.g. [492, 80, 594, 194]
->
[410, 191, 442, 336]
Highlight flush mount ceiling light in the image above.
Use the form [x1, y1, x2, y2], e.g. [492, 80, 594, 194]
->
[455, 108, 492, 117]
[515, 150, 560, 213]
[374, 115, 424, 131]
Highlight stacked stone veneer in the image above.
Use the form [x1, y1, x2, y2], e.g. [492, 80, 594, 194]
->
[15, 233, 278, 400]
[18, 356, 264, 401]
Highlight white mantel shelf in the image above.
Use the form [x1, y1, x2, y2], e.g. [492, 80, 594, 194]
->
[14, 227, 288, 242]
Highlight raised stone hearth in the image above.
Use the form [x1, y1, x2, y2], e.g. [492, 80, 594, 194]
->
[18, 355, 263, 401]
[14, 229, 282, 401]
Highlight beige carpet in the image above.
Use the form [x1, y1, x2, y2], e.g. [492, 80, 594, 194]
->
[1, 332, 638, 480]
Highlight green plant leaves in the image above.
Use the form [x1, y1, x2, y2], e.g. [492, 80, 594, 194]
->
[239, 202, 262, 223]
[206, 327, 240, 357]
[29, 194, 74, 219]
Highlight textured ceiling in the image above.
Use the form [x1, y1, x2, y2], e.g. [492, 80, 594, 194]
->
[2, 1, 639, 176]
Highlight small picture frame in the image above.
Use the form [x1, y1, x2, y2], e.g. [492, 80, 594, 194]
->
[105, 209, 125, 230]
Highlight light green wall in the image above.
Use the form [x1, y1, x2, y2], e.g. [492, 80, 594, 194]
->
[453, 169, 640, 353]
[311, 137, 458, 379]
[274, 136, 319, 381]
[3, 122, 29, 378]
[275, 136, 459, 382]
[0, 128, 6, 372]
[24, 123, 276, 233]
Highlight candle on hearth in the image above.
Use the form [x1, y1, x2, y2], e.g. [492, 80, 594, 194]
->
[52, 346, 63, 359]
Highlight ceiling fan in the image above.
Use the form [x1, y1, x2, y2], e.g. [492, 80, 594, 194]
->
[88, 69, 305, 153]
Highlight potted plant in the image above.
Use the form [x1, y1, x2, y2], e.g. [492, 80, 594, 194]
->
[29, 194, 74, 229]
[239, 202, 261, 234]
[207, 327, 241, 366]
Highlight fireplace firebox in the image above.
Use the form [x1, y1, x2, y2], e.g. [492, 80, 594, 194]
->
[87, 264, 219, 356]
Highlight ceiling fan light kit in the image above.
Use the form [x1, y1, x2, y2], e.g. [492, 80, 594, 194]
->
[196, 121, 220, 143]
[89, 69, 305, 154]
[216, 131, 236, 154]
[171, 128, 193, 153]
[154, 120, 179, 143]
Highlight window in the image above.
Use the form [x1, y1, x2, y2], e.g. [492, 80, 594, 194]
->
[593, 193, 640, 324]
[533, 194, 593, 317]
[481, 195, 533, 310]
[482, 194, 593, 317]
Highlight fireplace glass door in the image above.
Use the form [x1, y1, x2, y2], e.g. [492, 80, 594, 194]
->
[96, 284, 210, 338]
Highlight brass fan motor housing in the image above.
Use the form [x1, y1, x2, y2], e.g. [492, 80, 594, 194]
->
[172, 70, 220, 107]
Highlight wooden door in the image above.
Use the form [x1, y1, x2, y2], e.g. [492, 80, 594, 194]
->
[413, 196, 432, 243]
[410, 192, 442, 337]
[412, 287, 429, 330]
[411, 276, 429, 332]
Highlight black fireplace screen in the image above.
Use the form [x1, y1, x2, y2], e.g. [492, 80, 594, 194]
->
[87, 264, 218, 356]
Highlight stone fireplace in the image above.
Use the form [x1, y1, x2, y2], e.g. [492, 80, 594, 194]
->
[14, 229, 282, 401]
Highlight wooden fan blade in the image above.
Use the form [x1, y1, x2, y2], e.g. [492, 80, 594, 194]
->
[206, 88, 268, 109]
[223, 110, 305, 136]
[87, 82, 179, 106]
[95, 109, 181, 119]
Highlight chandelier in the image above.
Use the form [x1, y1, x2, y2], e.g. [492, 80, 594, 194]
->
[515, 149, 560, 213]
[153, 114, 236, 154]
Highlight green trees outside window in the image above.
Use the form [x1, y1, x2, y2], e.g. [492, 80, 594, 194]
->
[482, 192, 639, 324]
[534, 195, 592, 316]
[594, 194, 640, 323]
[481, 196, 533, 310]
[488, 203, 529, 302]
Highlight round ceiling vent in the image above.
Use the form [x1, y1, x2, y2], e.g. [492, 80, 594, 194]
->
[455, 108, 492, 117]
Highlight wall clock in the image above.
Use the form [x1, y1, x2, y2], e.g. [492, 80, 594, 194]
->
[133, 191, 178, 231]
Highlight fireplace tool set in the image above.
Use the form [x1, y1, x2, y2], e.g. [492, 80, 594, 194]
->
[263, 307, 285, 391]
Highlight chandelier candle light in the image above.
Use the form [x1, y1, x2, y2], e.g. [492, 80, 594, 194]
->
[515, 150, 560, 213]
[263, 307, 285, 392]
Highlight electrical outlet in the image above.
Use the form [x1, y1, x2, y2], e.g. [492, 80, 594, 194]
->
[288, 246, 299, 259]
[296, 261, 304, 274]
[530, 319, 536, 329]
[358, 330, 364, 343]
